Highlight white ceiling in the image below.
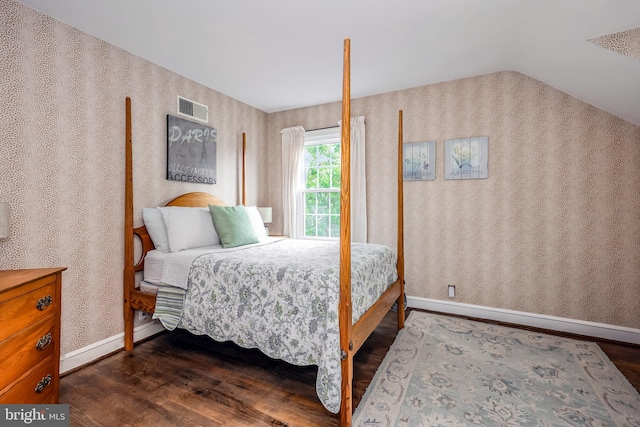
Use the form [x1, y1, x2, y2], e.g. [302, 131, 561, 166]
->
[13, 0, 640, 125]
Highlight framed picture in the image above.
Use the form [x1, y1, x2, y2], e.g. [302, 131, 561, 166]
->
[403, 141, 436, 181]
[166, 115, 217, 184]
[444, 136, 488, 180]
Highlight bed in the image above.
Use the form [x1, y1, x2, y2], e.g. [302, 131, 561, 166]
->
[123, 39, 406, 426]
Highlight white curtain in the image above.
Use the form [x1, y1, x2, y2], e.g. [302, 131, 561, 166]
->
[281, 126, 305, 238]
[348, 116, 367, 243]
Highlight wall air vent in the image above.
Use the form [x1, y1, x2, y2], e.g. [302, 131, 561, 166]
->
[177, 96, 209, 123]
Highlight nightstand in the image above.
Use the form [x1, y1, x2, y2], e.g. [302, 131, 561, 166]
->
[0, 268, 66, 404]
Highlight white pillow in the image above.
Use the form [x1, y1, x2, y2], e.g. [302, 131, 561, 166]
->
[157, 206, 220, 252]
[142, 208, 170, 252]
[246, 205, 267, 240]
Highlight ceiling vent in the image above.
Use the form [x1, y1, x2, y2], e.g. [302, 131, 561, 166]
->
[177, 96, 209, 123]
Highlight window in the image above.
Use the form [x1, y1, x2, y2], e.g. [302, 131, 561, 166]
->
[302, 127, 341, 238]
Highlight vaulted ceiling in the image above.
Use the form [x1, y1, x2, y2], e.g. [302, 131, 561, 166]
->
[13, 0, 640, 125]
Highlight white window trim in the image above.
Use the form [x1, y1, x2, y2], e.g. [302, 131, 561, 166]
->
[300, 127, 341, 240]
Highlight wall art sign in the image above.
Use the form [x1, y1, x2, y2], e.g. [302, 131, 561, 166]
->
[403, 141, 436, 181]
[166, 115, 217, 184]
[444, 136, 488, 180]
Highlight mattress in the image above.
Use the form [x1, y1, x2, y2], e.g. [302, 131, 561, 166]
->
[139, 280, 161, 295]
[142, 250, 168, 285]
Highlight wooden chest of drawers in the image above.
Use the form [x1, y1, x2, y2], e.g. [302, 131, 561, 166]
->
[0, 268, 65, 404]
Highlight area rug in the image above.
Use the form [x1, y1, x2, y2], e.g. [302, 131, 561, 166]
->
[354, 311, 640, 426]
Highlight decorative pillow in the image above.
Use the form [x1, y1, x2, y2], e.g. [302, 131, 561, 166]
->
[245, 205, 267, 240]
[142, 208, 170, 252]
[209, 204, 259, 248]
[157, 206, 220, 252]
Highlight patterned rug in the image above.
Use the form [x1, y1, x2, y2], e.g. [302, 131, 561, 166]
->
[354, 311, 640, 426]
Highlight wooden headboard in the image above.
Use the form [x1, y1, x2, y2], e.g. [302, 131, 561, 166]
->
[164, 192, 226, 208]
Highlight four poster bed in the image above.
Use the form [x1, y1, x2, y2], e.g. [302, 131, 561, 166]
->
[123, 39, 405, 426]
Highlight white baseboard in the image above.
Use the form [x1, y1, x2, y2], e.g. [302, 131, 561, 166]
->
[59, 300, 639, 375]
[407, 296, 640, 345]
[60, 321, 166, 374]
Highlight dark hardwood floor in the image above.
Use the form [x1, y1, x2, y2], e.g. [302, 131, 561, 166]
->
[60, 309, 640, 427]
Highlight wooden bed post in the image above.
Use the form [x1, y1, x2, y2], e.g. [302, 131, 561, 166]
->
[396, 110, 406, 329]
[339, 37, 354, 427]
[242, 132, 246, 205]
[124, 97, 135, 351]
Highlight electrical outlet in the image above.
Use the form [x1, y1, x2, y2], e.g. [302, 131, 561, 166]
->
[448, 285, 455, 299]
[137, 310, 148, 321]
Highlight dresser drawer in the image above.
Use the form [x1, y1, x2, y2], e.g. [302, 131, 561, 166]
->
[0, 357, 57, 404]
[0, 317, 56, 391]
[0, 279, 57, 342]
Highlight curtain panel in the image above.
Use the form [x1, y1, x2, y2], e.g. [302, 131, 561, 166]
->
[281, 126, 305, 238]
[349, 116, 367, 243]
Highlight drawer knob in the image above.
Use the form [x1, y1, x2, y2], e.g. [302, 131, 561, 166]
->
[36, 332, 52, 350]
[36, 295, 53, 310]
[35, 374, 52, 393]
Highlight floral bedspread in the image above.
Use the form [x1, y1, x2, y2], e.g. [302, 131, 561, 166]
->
[154, 239, 398, 413]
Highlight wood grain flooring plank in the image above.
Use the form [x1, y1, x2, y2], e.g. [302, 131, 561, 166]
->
[60, 309, 639, 426]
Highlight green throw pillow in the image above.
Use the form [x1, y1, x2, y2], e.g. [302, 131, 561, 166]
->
[208, 204, 259, 248]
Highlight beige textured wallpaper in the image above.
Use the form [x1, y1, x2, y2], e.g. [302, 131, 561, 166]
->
[0, 0, 269, 355]
[588, 27, 640, 62]
[267, 71, 640, 330]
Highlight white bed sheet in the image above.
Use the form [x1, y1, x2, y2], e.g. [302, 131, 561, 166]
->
[142, 251, 168, 285]
[143, 237, 285, 289]
[139, 280, 161, 295]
